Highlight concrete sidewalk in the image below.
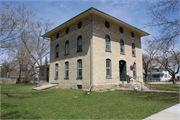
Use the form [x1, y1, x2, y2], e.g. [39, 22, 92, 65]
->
[143, 103, 180, 120]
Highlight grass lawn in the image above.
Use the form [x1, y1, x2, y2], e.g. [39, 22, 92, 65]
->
[145, 84, 180, 91]
[1, 84, 179, 119]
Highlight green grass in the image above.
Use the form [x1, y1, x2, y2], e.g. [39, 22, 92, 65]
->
[146, 84, 180, 91]
[1, 84, 179, 119]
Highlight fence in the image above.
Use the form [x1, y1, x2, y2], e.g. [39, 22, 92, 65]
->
[0, 78, 17, 84]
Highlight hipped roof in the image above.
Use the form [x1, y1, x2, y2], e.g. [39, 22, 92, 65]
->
[42, 7, 149, 38]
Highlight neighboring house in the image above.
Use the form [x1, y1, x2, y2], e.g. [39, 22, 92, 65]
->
[39, 7, 149, 90]
[175, 73, 180, 79]
[147, 65, 171, 81]
[9, 71, 38, 83]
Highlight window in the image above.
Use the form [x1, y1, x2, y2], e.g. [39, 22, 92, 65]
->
[133, 63, 136, 78]
[77, 35, 82, 52]
[120, 39, 124, 54]
[165, 74, 167, 78]
[55, 44, 59, 58]
[66, 28, 69, 34]
[105, 21, 110, 28]
[65, 40, 69, 55]
[77, 59, 82, 79]
[78, 22, 82, 29]
[132, 43, 136, 57]
[119, 27, 123, 33]
[55, 64, 58, 79]
[65, 62, 69, 79]
[105, 35, 111, 52]
[56, 33, 59, 39]
[41, 69, 44, 76]
[106, 59, 111, 78]
[131, 32, 134, 37]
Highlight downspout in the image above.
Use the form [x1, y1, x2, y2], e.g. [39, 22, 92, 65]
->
[88, 10, 93, 92]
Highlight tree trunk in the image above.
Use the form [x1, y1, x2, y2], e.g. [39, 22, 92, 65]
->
[18, 66, 22, 83]
[150, 54, 152, 81]
[172, 74, 176, 84]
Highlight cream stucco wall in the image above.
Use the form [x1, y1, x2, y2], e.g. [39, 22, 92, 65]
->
[48, 14, 144, 90]
[49, 16, 91, 89]
[91, 15, 143, 90]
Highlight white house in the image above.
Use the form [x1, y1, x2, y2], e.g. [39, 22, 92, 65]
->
[148, 65, 171, 81]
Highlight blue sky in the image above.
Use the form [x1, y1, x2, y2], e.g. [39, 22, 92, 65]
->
[2, 0, 158, 37]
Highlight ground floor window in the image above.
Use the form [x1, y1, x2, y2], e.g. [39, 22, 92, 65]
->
[77, 59, 82, 79]
[106, 59, 111, 78]
[133, 63, 136, 78]
[55, 64, 58, 79]
[65, 62, 69, 79]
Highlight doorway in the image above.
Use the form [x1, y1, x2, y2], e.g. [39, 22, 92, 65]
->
[46, 68, 49, 82]
[119, 60, 127, 81]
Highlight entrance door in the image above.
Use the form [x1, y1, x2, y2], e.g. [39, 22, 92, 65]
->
[46, 68, 49, 82]
[119, 60, 127, 81]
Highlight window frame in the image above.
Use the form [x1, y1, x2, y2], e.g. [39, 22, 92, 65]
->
[55, 63, 58, 80]
[77, 35, 82, 52]
[106, 59, 112, 78]
[120, 39, 125, 54]
[77, 59, 82, 79]
[55, 44, 59, 58]
[65, 40, 69, 55]
[132, 43, 136, 57]
[105, 35, 111, 52]
[64, 62, 69, 79]
[133, 63, 136, 78]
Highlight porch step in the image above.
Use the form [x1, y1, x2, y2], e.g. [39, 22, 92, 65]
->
[33, 84, 58, 90]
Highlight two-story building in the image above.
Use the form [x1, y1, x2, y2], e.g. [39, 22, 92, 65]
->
[39, 7, 149, 91]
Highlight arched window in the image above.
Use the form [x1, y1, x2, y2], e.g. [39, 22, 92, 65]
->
[65, 62, 69, 79]
[120, 39, 124, 54]
[65, 40, 69, 55]
[105, 35, 111, 52]
[77, 59, 82, 79]
[132, 43, 136, 57]
[55, 63, 58, 79]
[55, 44, 59, 58]
[106, 59, 111, 78]
[77, 35, 82, 52]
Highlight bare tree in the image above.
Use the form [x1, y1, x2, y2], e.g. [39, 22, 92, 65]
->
[0, 2, 36, 50]
[144, 0, 179, 48]
[142, 54, 151, 83]
[142, 38, 157, 81]
[1, 2, 55, 77]
[154, 46, 180, 84]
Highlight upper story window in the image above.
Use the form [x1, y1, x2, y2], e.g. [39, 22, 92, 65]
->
[65, 62, 69, 79]
[56, 33, 59, 39]
[132, 43, 136, 57]
[66, 28, 69, 34]
[119, 27, 123, 33]
[106, 59, 111, 78]
[78, 22, 82, 29]
[55, 44, 59, 58]
[120, 39, 125, 54]
[77, 59, 82, 79]
[65, 40, 69, 55]
[77, 35, 82, 52]
[105, 35, 111, 52]
[131, 32, 134, 37]
[105, 21, 110, 28]
[55, 63, 58, 79]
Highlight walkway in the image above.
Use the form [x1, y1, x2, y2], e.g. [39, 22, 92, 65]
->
[33, 84, 58, 90]
[143, 103, 180, 120]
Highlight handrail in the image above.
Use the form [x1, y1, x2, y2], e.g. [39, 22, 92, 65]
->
[132, 76, 144, 91]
